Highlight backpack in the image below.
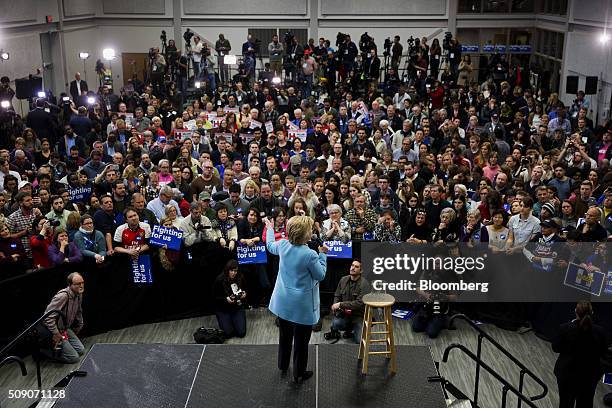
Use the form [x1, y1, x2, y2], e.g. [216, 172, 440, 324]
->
[193, 327, 225, 344]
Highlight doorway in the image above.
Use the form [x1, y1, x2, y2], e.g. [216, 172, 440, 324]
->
[122, 53, 148, 88]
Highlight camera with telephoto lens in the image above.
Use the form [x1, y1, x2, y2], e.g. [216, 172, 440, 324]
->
[336, 32, 348, 47]
[193, 221, 211, 231]
[324, 328, 341, 341]
[334, 307, 352, 318]
[46, 218, 61, 227]
[442, 31, 453, 50]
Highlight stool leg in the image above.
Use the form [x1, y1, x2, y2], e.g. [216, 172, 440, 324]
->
[358, 305, 369, 360]
[385, 306, 397, 374]
[361, 306, 373, 374]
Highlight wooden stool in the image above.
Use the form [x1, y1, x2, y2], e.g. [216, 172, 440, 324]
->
[358, 292, 397, 374]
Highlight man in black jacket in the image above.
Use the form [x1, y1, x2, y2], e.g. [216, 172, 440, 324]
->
[328, 260, 371, 344]
[249, 182, 285, 218]
[26, 99, 55, 142]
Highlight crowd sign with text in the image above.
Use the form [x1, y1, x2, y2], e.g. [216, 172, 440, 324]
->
[237, 243, 267, 264]
[69, 186, 92, 203]
[564, 262, 605, 296]
[324, 240, 352, 258]
[132, 255, 153, 284]
[149, 225, 183, 251]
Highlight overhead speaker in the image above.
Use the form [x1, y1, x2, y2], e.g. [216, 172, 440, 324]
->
[14, 76, 43, 100]
[585, 76, 598, 95]
[565, 76, 578, 95]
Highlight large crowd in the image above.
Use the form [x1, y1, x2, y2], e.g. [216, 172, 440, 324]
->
[0, 31, 610, 290]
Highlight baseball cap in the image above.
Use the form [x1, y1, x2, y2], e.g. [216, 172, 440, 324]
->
[158, 136, 167, 143]
[540, 218, 559, 229]
[199, 191, 211, 201]
[18, 180, 31, 190]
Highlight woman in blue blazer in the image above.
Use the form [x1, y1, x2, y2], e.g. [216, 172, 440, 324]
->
[265, 215, 328, 383]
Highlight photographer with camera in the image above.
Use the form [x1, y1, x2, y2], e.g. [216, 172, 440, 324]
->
[325, 260, 371, 344]
[242, 34, 258, 84]
[215, 34, 232, 85]
[390, 36, 403, 71]
[45, 195, 71, 229]
[213, 259, 248, 339]
[148, 47, 167, 96]
[30, 215, 55, 269]
[283, 32, 303, 84]
[180, 201, 213, 248]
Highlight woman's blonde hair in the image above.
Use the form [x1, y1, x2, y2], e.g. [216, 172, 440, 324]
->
[286, 215, 313, 245]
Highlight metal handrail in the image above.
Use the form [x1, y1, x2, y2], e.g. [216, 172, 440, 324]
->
[0, 309, 67, 390]
[0, 355, 27, 376]
[0, 309, 67, 358]
[442, 343, 539, 408]
[448, 314, 548, 407]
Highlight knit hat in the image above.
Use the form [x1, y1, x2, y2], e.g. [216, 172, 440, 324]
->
[541, 202, 555, 216]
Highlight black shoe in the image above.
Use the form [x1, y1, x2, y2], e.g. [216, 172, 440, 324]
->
[294, 370, 313, 383]
[312, 320, 322, 332]
[342, 330, 354, 339]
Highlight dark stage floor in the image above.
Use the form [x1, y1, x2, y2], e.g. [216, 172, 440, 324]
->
[52, 343, 446, 408]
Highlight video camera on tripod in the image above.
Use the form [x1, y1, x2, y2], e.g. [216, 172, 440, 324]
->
[442, 31, 453, 50]
[383, 37, 392, 57]
[359, 32, 375, 55]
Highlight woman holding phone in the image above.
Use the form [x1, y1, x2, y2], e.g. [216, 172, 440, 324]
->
[265, 216, 328, 384]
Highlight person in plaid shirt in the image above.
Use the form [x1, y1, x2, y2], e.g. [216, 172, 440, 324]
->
[6, 192, 42, 257]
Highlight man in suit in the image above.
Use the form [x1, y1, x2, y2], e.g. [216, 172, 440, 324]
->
[69, 72, 88, 103]
[26, 99, 55, 142]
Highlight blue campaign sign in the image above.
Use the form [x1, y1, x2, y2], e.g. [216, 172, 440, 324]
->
[483, 44, 506, 53]
[149, 225, 183, 251]
[461, 45, 479, 53]
[564, 262, 605, 296]
[323, 240, 353, 259]
[509, 45, 532, 54]
[604, 267, 612, 295]
[237, 243, 267, 264]
[69, 186, 92, 203]
[132, 254, 153, 284]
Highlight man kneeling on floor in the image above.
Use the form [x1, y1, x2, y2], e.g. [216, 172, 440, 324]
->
[43, 272, 85, 363]
[327, 260, 371, 344]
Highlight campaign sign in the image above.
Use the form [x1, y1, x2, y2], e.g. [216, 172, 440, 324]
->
[237, 243, 267, 264]
[249, 119, 262, 130]
[265, 121, 274, 133]
[132, 254, 153, 284]
[211, 116, 225, 128]
[288, 129, 307, 142]
[174, 130, 193, 141]
[149, 225, 183, 251]
[224, 107, 239, 115]
[509, 45, 532, 54]
[184, 119, 197, 131]
[461, 45, 480, 53]
[604, 267, 612, 295]
[563, 262, 605, 296]
[69, 186, 92, 203]
[483, 44, 506, 53]
[324, 240, 353, 259]
[219, 133, 234, 143]
[240, 133, 254, 144]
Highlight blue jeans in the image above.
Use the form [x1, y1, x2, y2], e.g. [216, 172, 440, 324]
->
[215, 309, 246, 338]
[43, 328, 85, 364]
[411, 310, 447, 338]
[331, 315, 362, 344]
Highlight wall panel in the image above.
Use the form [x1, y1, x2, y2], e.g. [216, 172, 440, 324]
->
[64, 0, 97, 18]
[183, 0, 307, 15]
[320, 0, 446, 16]
[102, 0, 165, 14]
[0, 0, 38, 24]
